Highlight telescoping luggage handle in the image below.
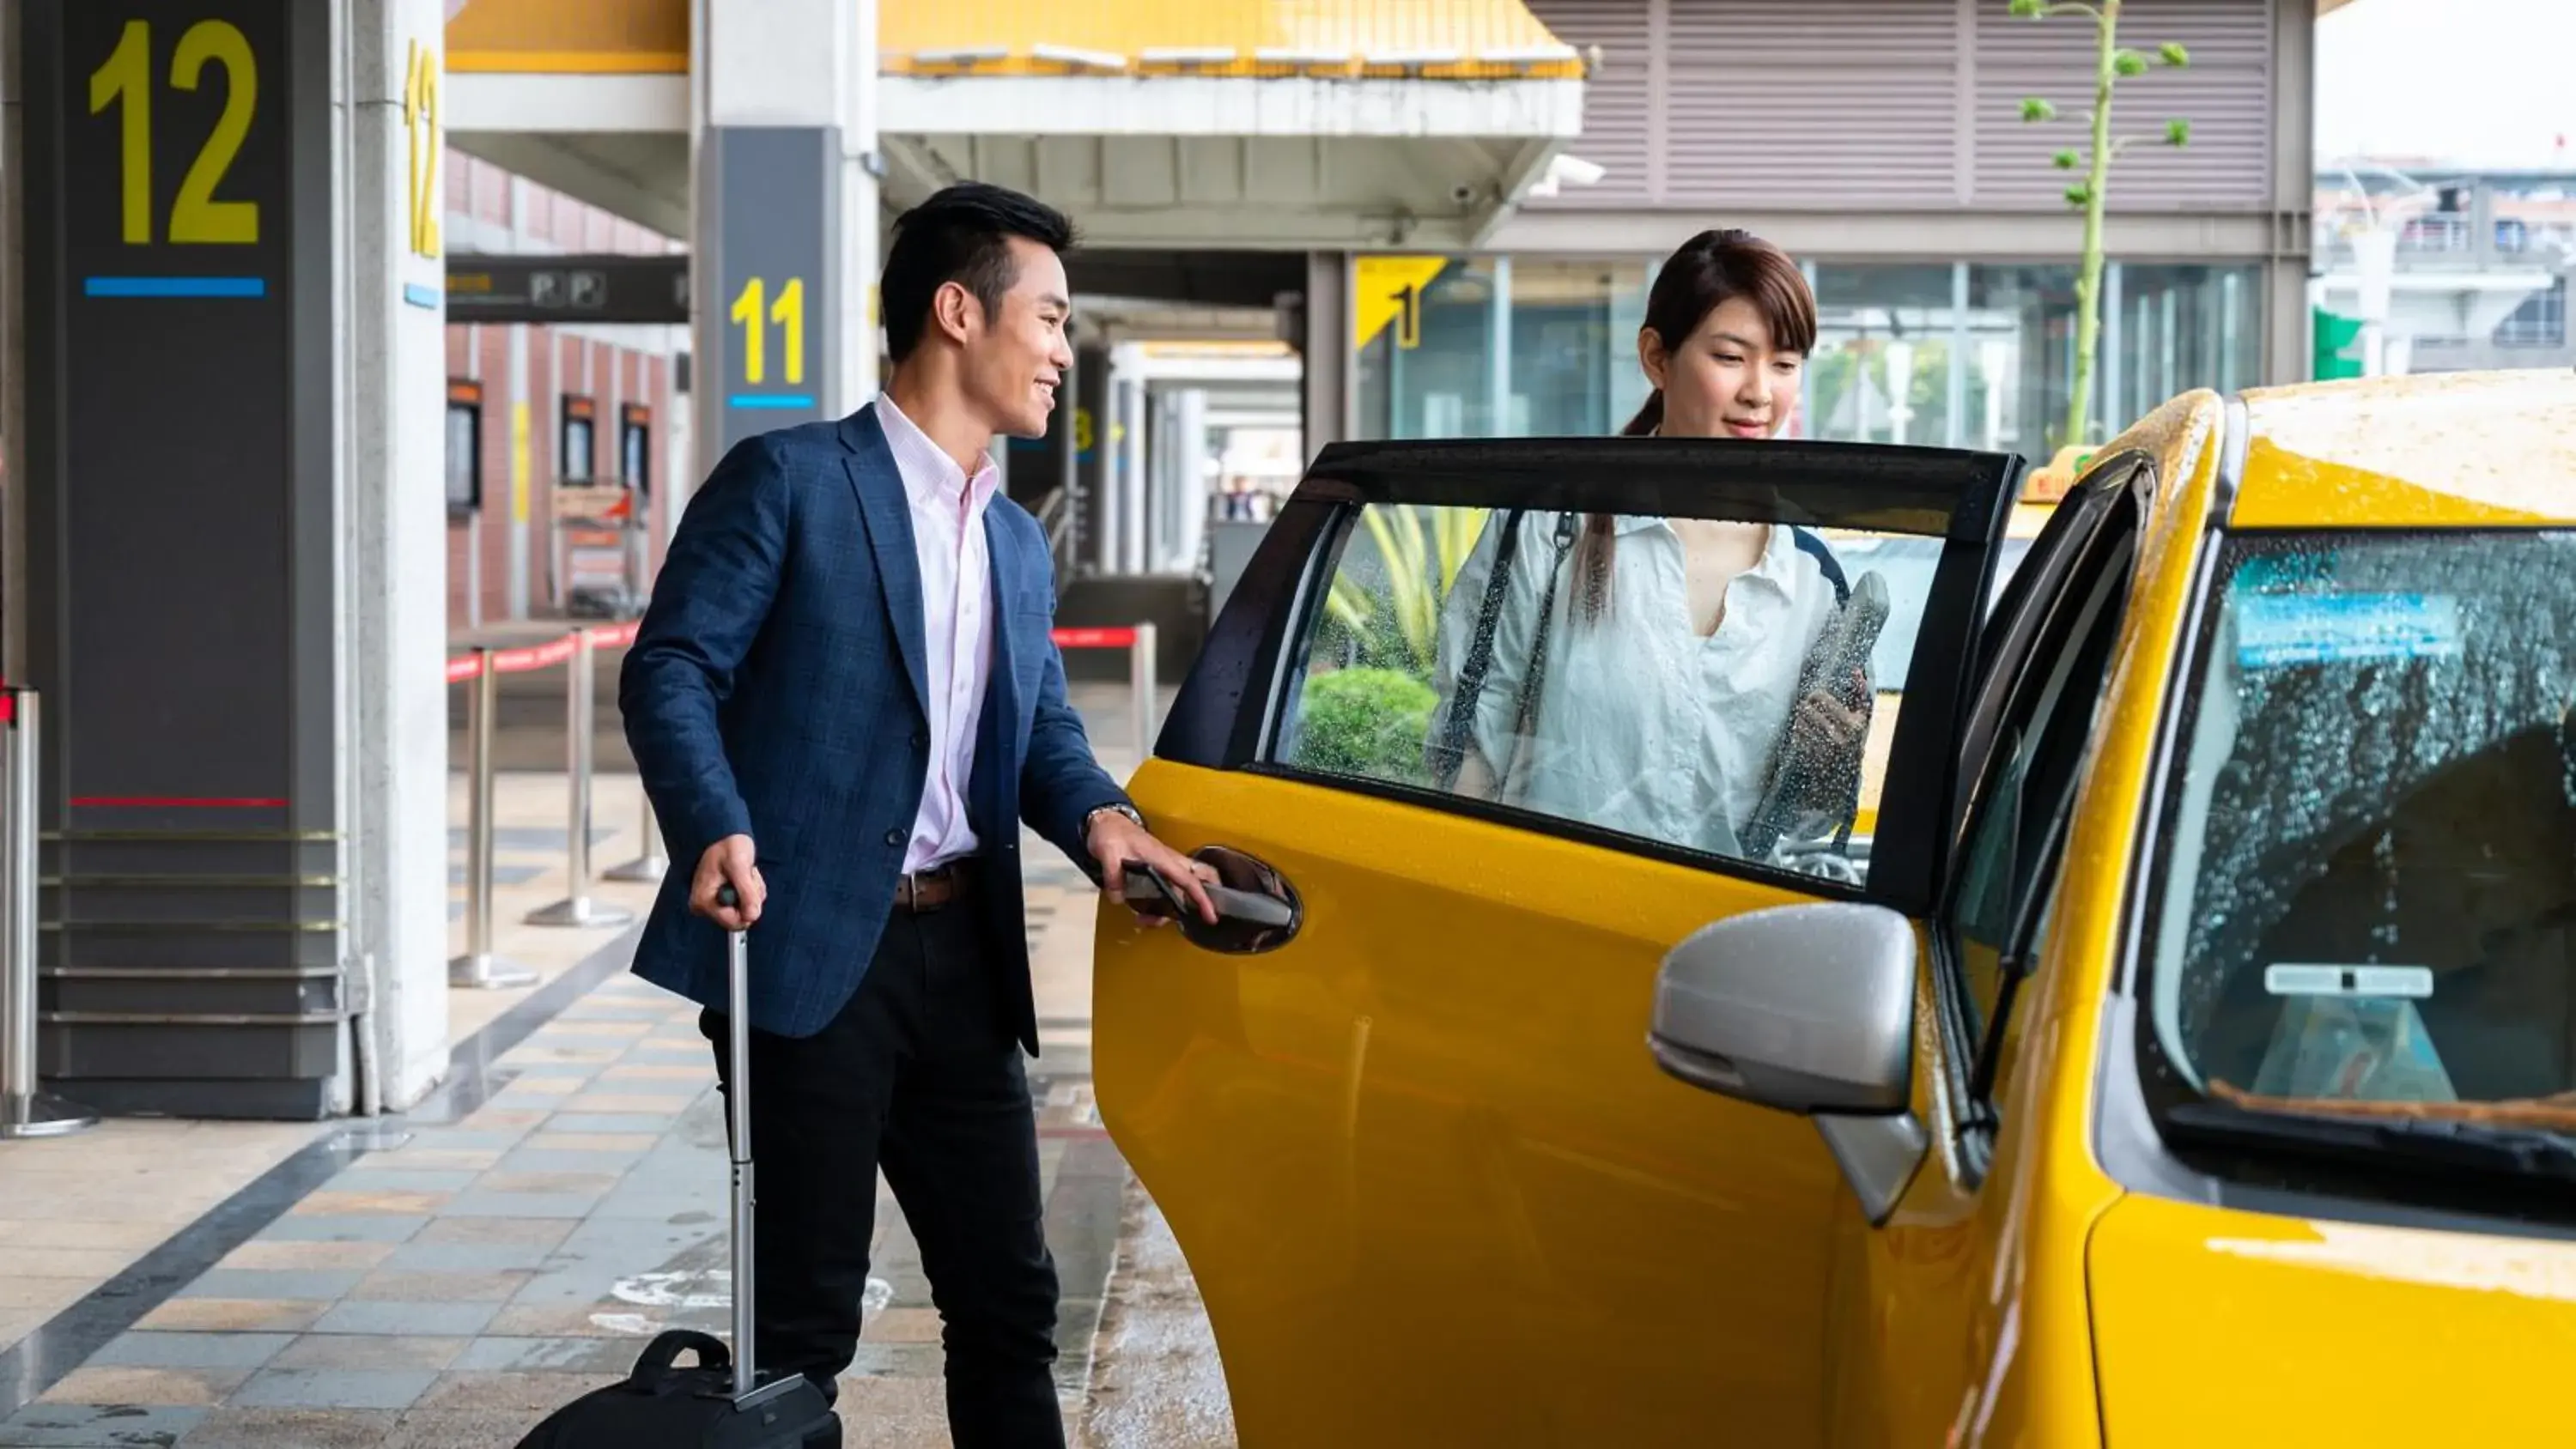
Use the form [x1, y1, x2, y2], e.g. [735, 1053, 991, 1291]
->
[713, 884, 802, 1411]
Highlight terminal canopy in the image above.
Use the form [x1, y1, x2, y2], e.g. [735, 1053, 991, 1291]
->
[444, 0, 1589, 248]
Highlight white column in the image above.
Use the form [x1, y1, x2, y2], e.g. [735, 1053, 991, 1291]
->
[1946, 263, 1970, 450]
[841, 0, 882, 409]
[345, 0, 454, 1109]
[1117, 364, 1149, 574]
[1172, 386, 1209, 574]
[1485, 256, 1512, 437]
[505, 179, 531, 620]
[665, 319, 692, 551]
[463, 323, 483, 629]
[2099, 263, 2124, 446]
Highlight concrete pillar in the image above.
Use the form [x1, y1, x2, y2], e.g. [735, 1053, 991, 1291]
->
[2265, 0, 2315, 385]
[1114, 355, 1149, 575]
[665, 322, 693, 549]
[1485, 256, 1512, 437]
[1170, 386, 1208, 575]
[1609, 264, 1649, 433]
[1946, 263, 1970, 450]
[461, 324, 483, 629]
[1076, 342, 1111, 574]
[693, 0, 876, 470]
[347, 0, 453, 1110]
[3, 0, 447, 1116]
[1301, 252, 1351, 459]
[505, 179, 531, 620]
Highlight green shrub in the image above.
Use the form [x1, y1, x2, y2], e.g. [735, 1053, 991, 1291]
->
[1291, 668, 1438, 784]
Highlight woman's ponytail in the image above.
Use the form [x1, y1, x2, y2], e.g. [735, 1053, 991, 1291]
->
[1621, 387, 1665, 437]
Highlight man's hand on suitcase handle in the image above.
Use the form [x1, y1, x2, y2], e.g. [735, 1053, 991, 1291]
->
[692, 834, 764, 931]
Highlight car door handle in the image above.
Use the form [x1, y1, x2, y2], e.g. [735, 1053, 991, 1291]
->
[1115, 849, 1304, 955]
[1120, 870, 1294, 928]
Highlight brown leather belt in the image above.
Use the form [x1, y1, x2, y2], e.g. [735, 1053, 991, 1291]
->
[894, 858, 977, 912]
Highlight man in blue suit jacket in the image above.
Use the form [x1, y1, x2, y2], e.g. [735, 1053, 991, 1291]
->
[621, 183, 1213, 1447]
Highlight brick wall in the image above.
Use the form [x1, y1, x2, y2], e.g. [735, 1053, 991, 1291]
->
[441, 149, 683, 633]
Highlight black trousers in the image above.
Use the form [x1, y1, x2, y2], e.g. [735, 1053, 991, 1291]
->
[702, 900, 1063, 1447]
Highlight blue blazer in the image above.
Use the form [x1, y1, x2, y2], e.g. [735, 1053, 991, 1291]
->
[619, 403, 1130, 1046]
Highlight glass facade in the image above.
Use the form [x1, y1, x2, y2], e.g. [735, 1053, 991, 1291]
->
[1355, 256, 2265, 466]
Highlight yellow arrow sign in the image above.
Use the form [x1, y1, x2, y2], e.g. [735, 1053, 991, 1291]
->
[1353, 256, 1449, 352]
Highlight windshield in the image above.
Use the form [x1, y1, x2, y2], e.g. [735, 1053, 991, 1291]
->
[2142, 530, 2576, 1137]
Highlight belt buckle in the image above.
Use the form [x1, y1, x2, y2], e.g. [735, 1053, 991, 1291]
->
[900, 864, 949, 912]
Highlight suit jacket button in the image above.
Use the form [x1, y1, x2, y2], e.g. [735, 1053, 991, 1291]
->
[884, 828, 904, 847]
[912, 731, 927, 749]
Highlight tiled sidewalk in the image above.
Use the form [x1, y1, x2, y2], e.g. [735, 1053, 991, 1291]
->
[0, 773, 662, 1371]
[0, 840, 1118, 1448]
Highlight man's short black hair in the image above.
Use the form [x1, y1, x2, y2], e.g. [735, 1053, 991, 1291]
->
[880, 183, 1077, 363]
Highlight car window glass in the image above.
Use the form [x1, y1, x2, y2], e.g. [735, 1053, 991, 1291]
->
[2147, 531, 2576, 1113]
[1273, 501, 1950, 885]
[1949, 504, 2136, 1104]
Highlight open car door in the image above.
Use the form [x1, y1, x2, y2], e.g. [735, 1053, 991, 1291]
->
[1093, 436, 2021, 1446]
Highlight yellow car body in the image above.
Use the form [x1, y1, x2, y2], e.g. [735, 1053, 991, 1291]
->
[1095, 370, 2576, 1446]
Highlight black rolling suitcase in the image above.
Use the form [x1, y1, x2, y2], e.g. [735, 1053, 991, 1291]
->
[513, 888, 840, 1448]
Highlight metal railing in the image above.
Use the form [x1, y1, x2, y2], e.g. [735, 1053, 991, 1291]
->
[446, 619, 641, 990]
[444, 617, 1160, 991]
[0, 688, 97, 1139]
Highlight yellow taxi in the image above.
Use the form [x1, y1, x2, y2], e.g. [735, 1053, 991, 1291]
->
[1094, 370, 2576, 1446]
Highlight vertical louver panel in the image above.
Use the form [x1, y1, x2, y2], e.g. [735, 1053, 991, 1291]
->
[1971, 0, 2274, 209]
[1524, 0, 1655, 205]
[1664, 0, 1964, 206]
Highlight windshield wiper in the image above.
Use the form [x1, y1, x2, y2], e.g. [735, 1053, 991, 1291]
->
[2164, 1099, 2576, 1186]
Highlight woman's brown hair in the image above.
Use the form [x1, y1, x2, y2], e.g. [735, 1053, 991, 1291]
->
[1572, 228, 1816, 622]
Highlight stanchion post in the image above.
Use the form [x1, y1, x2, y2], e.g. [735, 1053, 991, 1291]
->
[605, 790, 669, 882]
[451, 651, 538, 988]
[1130, 621, 1158, 762]
[0, 688, 97, 1138]
[529, 630, 635, 928]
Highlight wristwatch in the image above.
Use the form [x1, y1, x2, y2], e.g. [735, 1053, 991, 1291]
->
[1084, 803, 1145, 835]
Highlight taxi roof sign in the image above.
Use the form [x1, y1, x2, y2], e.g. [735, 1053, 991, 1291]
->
[2023, 445, 2094, 502]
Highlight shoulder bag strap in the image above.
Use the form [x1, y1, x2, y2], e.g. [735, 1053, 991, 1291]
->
[1789, 525, 1850, 607]
[1426, 509, 1528, 791]
[1505, 511, 1583, 749]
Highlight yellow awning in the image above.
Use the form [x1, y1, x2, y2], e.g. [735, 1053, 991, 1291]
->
[881, 0, 1583, 80]
[447, 0, 1581, 82]
[447, 0, 688, 75]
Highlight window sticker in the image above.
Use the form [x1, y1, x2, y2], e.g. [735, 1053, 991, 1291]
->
[2235, 591, 2463, 670]
[2263, 963, 2437, 1000]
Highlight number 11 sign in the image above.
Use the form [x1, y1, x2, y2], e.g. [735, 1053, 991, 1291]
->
[705, 126, 840, 451]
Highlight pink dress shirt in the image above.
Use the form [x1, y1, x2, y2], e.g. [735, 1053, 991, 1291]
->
[873, 395, 1002, 874]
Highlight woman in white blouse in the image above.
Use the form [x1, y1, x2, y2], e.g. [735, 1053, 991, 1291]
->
[1430, 229, 1874, 866]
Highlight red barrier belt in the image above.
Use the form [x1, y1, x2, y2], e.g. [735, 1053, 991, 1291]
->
[442, 620, 1133, 684]
[1050, 627, 1138, 649]
[491, 636, 579, 674]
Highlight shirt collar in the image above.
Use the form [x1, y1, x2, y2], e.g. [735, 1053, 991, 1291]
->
[1625, 426, 1804, 586]
[875, 391, 1001, 513]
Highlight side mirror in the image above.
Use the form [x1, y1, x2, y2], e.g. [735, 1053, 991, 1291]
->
[1650, 901, 1915, 1114]
[1649, 901, 1927, 1223]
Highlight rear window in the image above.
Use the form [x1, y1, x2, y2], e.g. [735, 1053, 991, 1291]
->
[2142, 530, 2576, 1113]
